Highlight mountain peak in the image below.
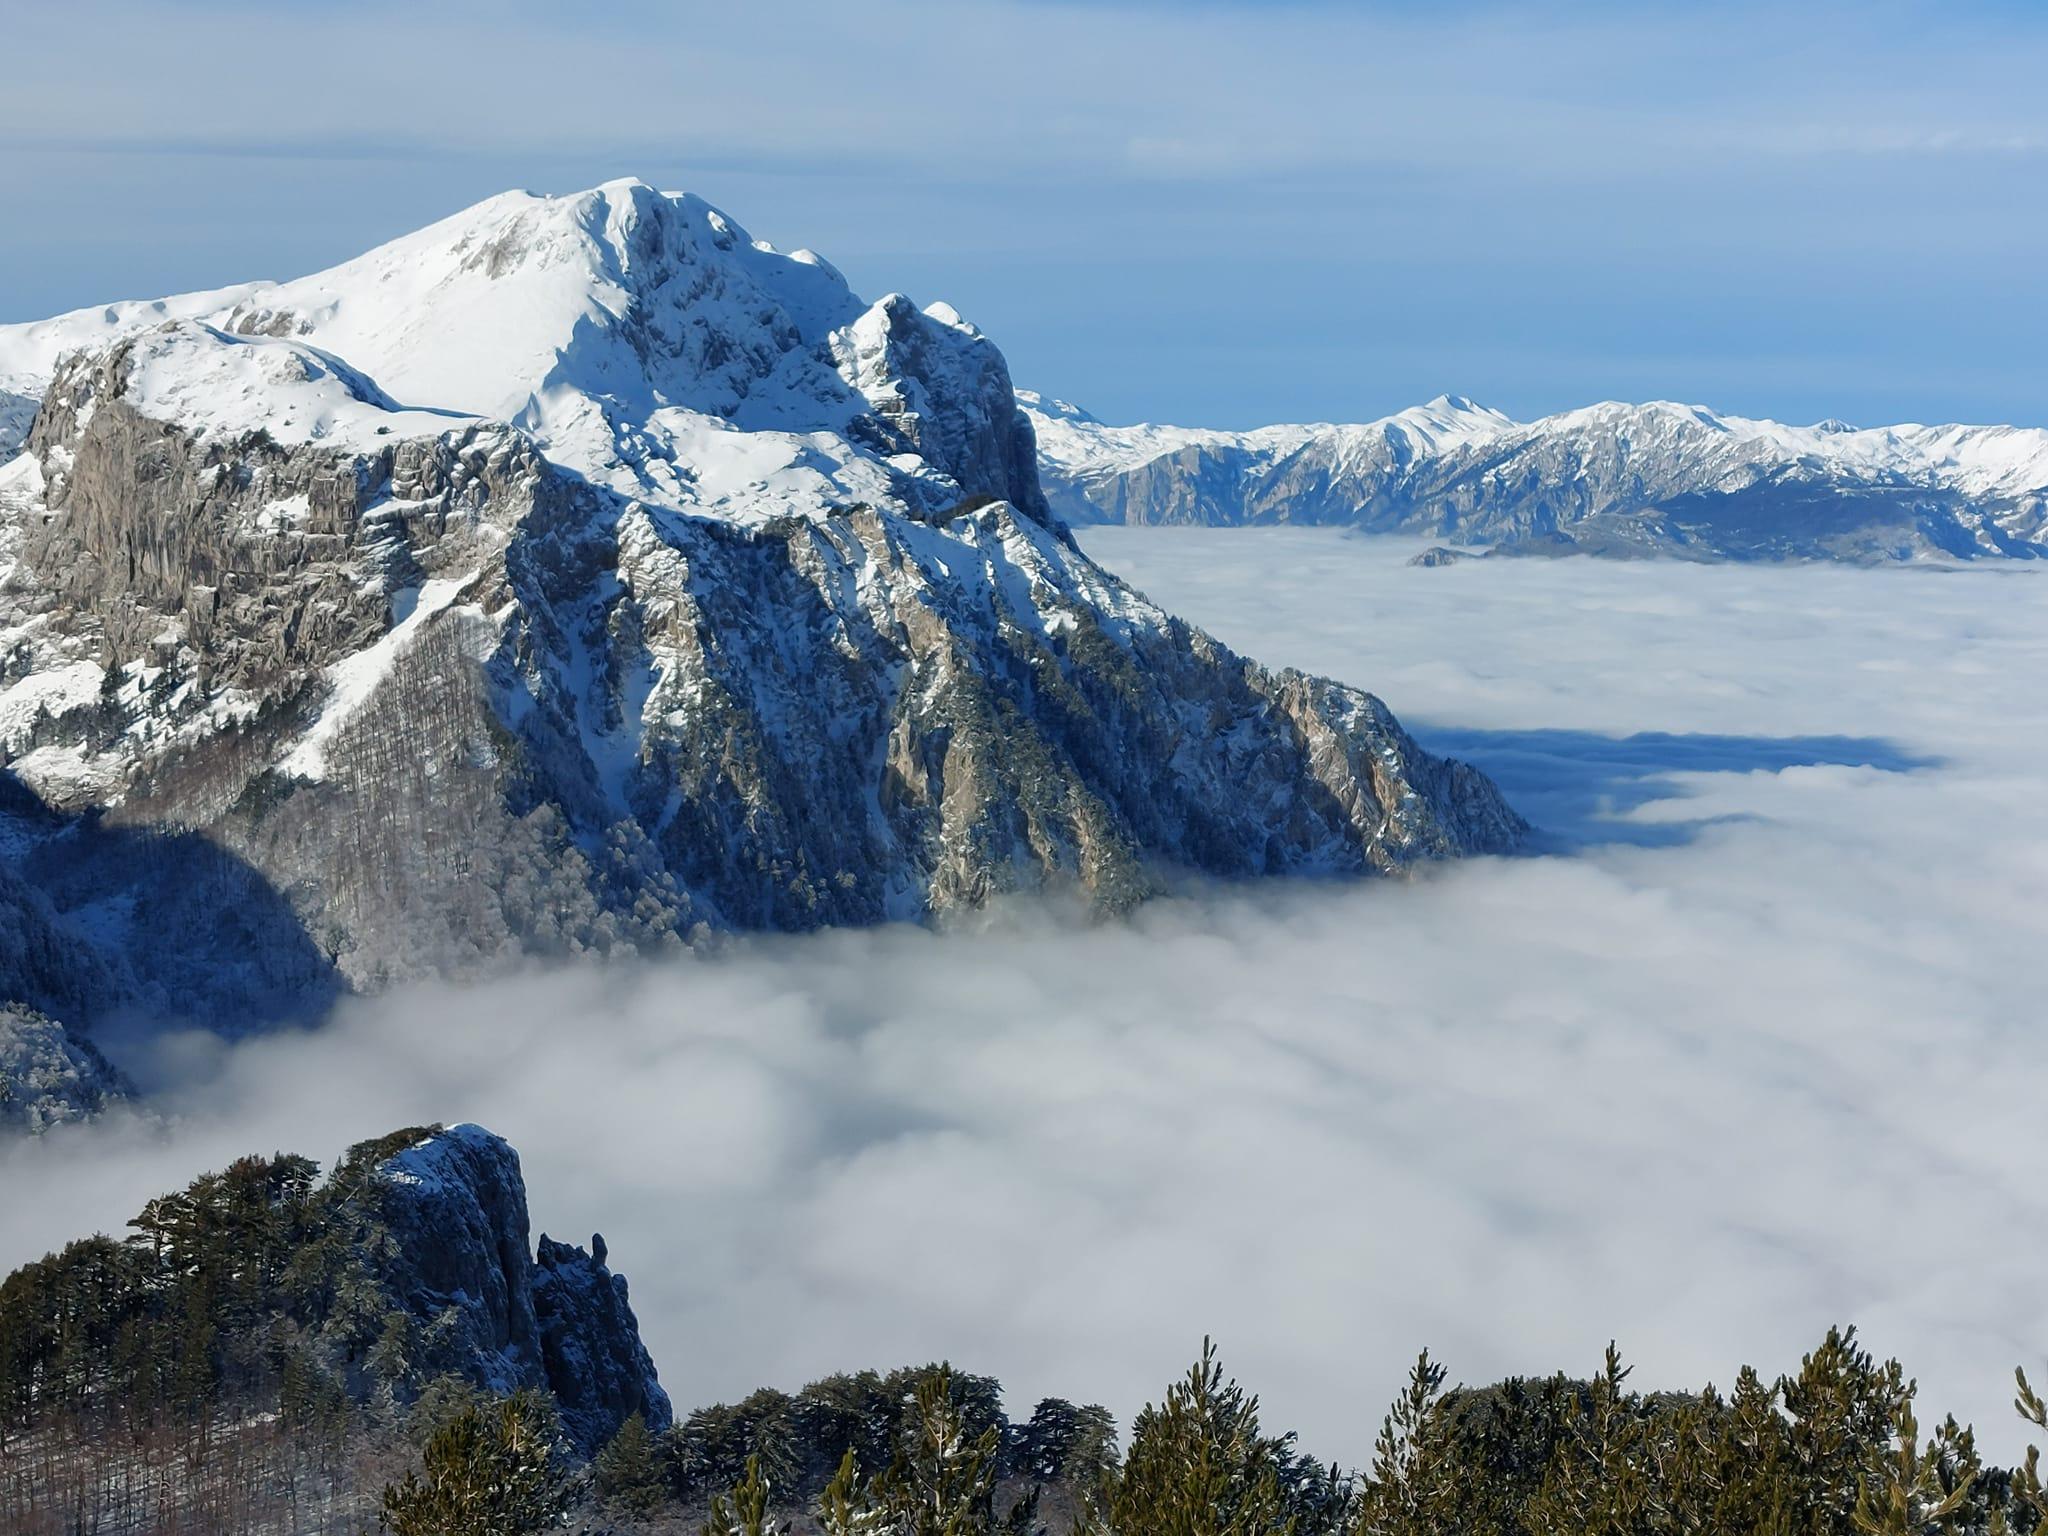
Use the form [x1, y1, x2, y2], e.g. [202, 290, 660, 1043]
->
[1015, 389, 1102, 424]
[0, 180, 1523, 989]
[1029, 389, 2048, 558]
[1421, 392, 1497, 417]
[1386, 394, 1517, 452]
[3, 177, 1050, 524]
[589, 173, 663, 198]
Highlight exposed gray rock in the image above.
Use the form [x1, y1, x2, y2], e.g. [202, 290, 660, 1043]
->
[368, 1124, 671, 1452]
[0, 1004, 129, 1132]
[534, 1232, 673, 1454]
[832, 293, 1050, 522]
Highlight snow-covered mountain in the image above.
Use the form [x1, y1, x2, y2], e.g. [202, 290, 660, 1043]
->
[0, 179, 1520, 1014]
[1023, 392, 2048, 561]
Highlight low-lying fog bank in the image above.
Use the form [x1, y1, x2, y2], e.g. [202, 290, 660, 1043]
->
[5, 529, 2044, 1458]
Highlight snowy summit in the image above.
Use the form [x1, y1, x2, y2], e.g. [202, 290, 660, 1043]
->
[1023, 392, 2048, 561]
[0, 178, 1520, 1010]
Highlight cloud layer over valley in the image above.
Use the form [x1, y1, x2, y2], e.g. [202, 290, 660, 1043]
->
[5, 531, 2045, 1460]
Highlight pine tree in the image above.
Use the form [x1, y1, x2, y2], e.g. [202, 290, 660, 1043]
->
[379, 1389, 569, 1536]
[870, 1364, 1016, 1535]
[671, 1386, 803, 1501]
[1354, 1350, 1449, 1536]
[819, 1448, 888, 1536]
[1525, 1343, 1651, 1536]
[1647, 1366, 1796, 1536]
[1782, 1326, 1911, 1536]
[405, 1373, 490, 1446]
[1851, 1394, 1975, 1534]
[704, 1453, 790, 1536]
[595, 1410, 669, 1517]
[1088, 1339, 1296, 1536]
[1016, 1397, 1119, 1490]
[2013, 1366, 2048, 1526]
[368, 1309, 413, 1393]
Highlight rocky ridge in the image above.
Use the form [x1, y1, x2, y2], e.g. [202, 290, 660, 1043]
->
[1024, 391, 2048, 561]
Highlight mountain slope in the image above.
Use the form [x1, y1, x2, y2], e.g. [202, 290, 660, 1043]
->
[0, 180, 1520, 1003]
[0, 1005, 129, 1133]
[1023, 392, 2048, 561]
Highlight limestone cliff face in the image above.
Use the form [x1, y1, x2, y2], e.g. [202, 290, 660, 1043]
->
[0, 180, 1522, 1007]
[369, 1124, 672, 1453]
[19, 343, 530, 713]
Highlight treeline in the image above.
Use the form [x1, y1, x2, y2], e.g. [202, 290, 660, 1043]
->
[22, 1323, 2048, 1536]
[571, 1350, 1340, 1534]
[0, 1127, 469, 1533]
[634, 1364, 1119, 1514]
[568, 1333, 2046, 1536]
[10, 1133, 2048, 1534]
[0, 1127, 439, 1446]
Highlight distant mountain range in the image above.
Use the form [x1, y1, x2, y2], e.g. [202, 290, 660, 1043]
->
[1022, 392, 2048, 562]
[0, 180, 1520, 1038]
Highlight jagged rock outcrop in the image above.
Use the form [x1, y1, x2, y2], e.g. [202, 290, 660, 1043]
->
[1024, 391, 2048, 562]
[0, 180, 1521, 1003]
[369, 1124, 672, 1452]
[834, 294, 1048, 521]
[0, 1120, 671, 1482]
[0, 1004, 129, 1132]
[533, 1232, 671, 1455]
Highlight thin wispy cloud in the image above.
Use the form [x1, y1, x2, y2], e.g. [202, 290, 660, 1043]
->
[3, 1, 2045, 428]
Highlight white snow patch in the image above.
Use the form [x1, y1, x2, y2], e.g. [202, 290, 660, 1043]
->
[279, 573, 477, 780]
[0, 279, 274, 403]
[122, 323, 476, 450]
[0, 660, 105, 752]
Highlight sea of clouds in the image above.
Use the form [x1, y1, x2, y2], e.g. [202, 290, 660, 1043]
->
[4, 529, 2046, 1462]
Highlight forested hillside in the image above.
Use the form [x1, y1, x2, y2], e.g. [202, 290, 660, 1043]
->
[0, 1123, 666, 1532]
[6, 1132, 2047, 1534]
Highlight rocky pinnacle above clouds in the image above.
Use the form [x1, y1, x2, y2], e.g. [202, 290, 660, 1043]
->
[371, 1123, 670, 1455]
[1023, 392, 2048, 561]
[0, 179, 1520, 1019]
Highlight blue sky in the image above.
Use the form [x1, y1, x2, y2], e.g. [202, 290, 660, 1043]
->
[3, 0, 2044, 429]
